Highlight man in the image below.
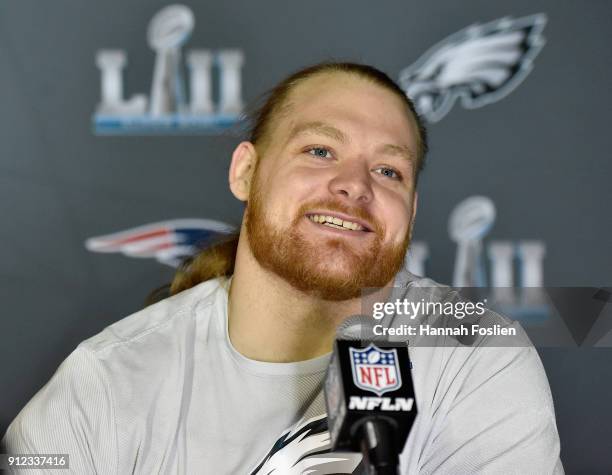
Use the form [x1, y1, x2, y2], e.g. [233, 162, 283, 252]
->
[2, 62, 563, 474]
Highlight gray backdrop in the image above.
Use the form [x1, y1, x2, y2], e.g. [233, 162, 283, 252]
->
[1, 0, 611, 472]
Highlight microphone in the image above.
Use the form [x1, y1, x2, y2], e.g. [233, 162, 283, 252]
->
[324, 316, 417, 475]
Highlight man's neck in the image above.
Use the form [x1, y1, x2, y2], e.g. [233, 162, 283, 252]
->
[227, 234, 364, 363]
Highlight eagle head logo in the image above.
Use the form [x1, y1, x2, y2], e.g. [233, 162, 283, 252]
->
[399, 14, 547, 123]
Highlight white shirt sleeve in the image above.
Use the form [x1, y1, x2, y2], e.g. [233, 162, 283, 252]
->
[2, 347, 117, 474]
[415, 345, 564, 475]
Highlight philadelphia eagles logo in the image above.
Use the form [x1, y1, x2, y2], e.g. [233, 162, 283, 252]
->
[399, 14, 547, 123]
[250, 415, 362, 474]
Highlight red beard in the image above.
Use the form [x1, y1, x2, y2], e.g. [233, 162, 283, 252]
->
[245, 169, 410, 301]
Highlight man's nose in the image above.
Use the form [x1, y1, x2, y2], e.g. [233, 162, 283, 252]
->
[328, 160, 374, 204]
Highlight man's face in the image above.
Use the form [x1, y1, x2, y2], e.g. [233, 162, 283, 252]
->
[244, 72, 420, 301]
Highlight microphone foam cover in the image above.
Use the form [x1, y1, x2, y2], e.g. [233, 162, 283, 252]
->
[336, 315, 382, 341]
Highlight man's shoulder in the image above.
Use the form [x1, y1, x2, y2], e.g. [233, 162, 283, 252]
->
[79, 277, 227, 357]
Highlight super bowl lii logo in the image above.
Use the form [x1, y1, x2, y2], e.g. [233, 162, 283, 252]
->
[93, 5, 244, 134]
[406, 196, 549, 322]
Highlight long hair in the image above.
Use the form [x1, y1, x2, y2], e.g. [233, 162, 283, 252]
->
[155, 62, 428, 302]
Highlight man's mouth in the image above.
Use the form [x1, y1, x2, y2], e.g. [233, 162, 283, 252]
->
[306, 213, 372, 232]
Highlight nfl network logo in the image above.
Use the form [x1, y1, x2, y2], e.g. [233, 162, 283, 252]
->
[350, 344, 402, 396]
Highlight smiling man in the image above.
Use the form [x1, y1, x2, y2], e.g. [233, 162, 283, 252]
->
[2, 63, 563, 474]
[227, 68, 421, 366]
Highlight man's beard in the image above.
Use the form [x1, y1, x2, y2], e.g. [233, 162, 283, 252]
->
[245, 171, 411, 301]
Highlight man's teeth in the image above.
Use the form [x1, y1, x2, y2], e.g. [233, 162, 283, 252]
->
[308, 214, 364, 231]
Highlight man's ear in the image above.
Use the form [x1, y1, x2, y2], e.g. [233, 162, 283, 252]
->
[229, 141, 258, 201]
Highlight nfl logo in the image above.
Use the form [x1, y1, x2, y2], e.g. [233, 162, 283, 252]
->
[350, 344, 403, 396]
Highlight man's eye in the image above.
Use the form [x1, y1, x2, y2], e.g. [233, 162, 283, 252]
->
[307, 147, 333, 159]
[374, 167, 402, 180]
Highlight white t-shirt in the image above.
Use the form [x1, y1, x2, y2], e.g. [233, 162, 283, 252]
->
[2, 272, 563, 474]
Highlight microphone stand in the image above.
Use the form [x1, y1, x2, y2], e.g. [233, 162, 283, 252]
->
[355, 417, 400, 475]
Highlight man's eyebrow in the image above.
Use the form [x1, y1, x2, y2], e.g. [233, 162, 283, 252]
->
[377, 143, 416, 162]
[286, 121, 347, 144]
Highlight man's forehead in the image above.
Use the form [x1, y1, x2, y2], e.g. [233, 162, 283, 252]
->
[264, 71, 419, 156]
[288, 72, 380, 104]
[287, 73, 412, 123]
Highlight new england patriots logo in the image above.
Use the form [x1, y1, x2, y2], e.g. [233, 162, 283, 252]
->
[250, 415, 362, 474]
[399, 14, 547, 123]
[85, 218, 235, 267]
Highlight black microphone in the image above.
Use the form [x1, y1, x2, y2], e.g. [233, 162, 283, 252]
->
[324, 316, 417, 475]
